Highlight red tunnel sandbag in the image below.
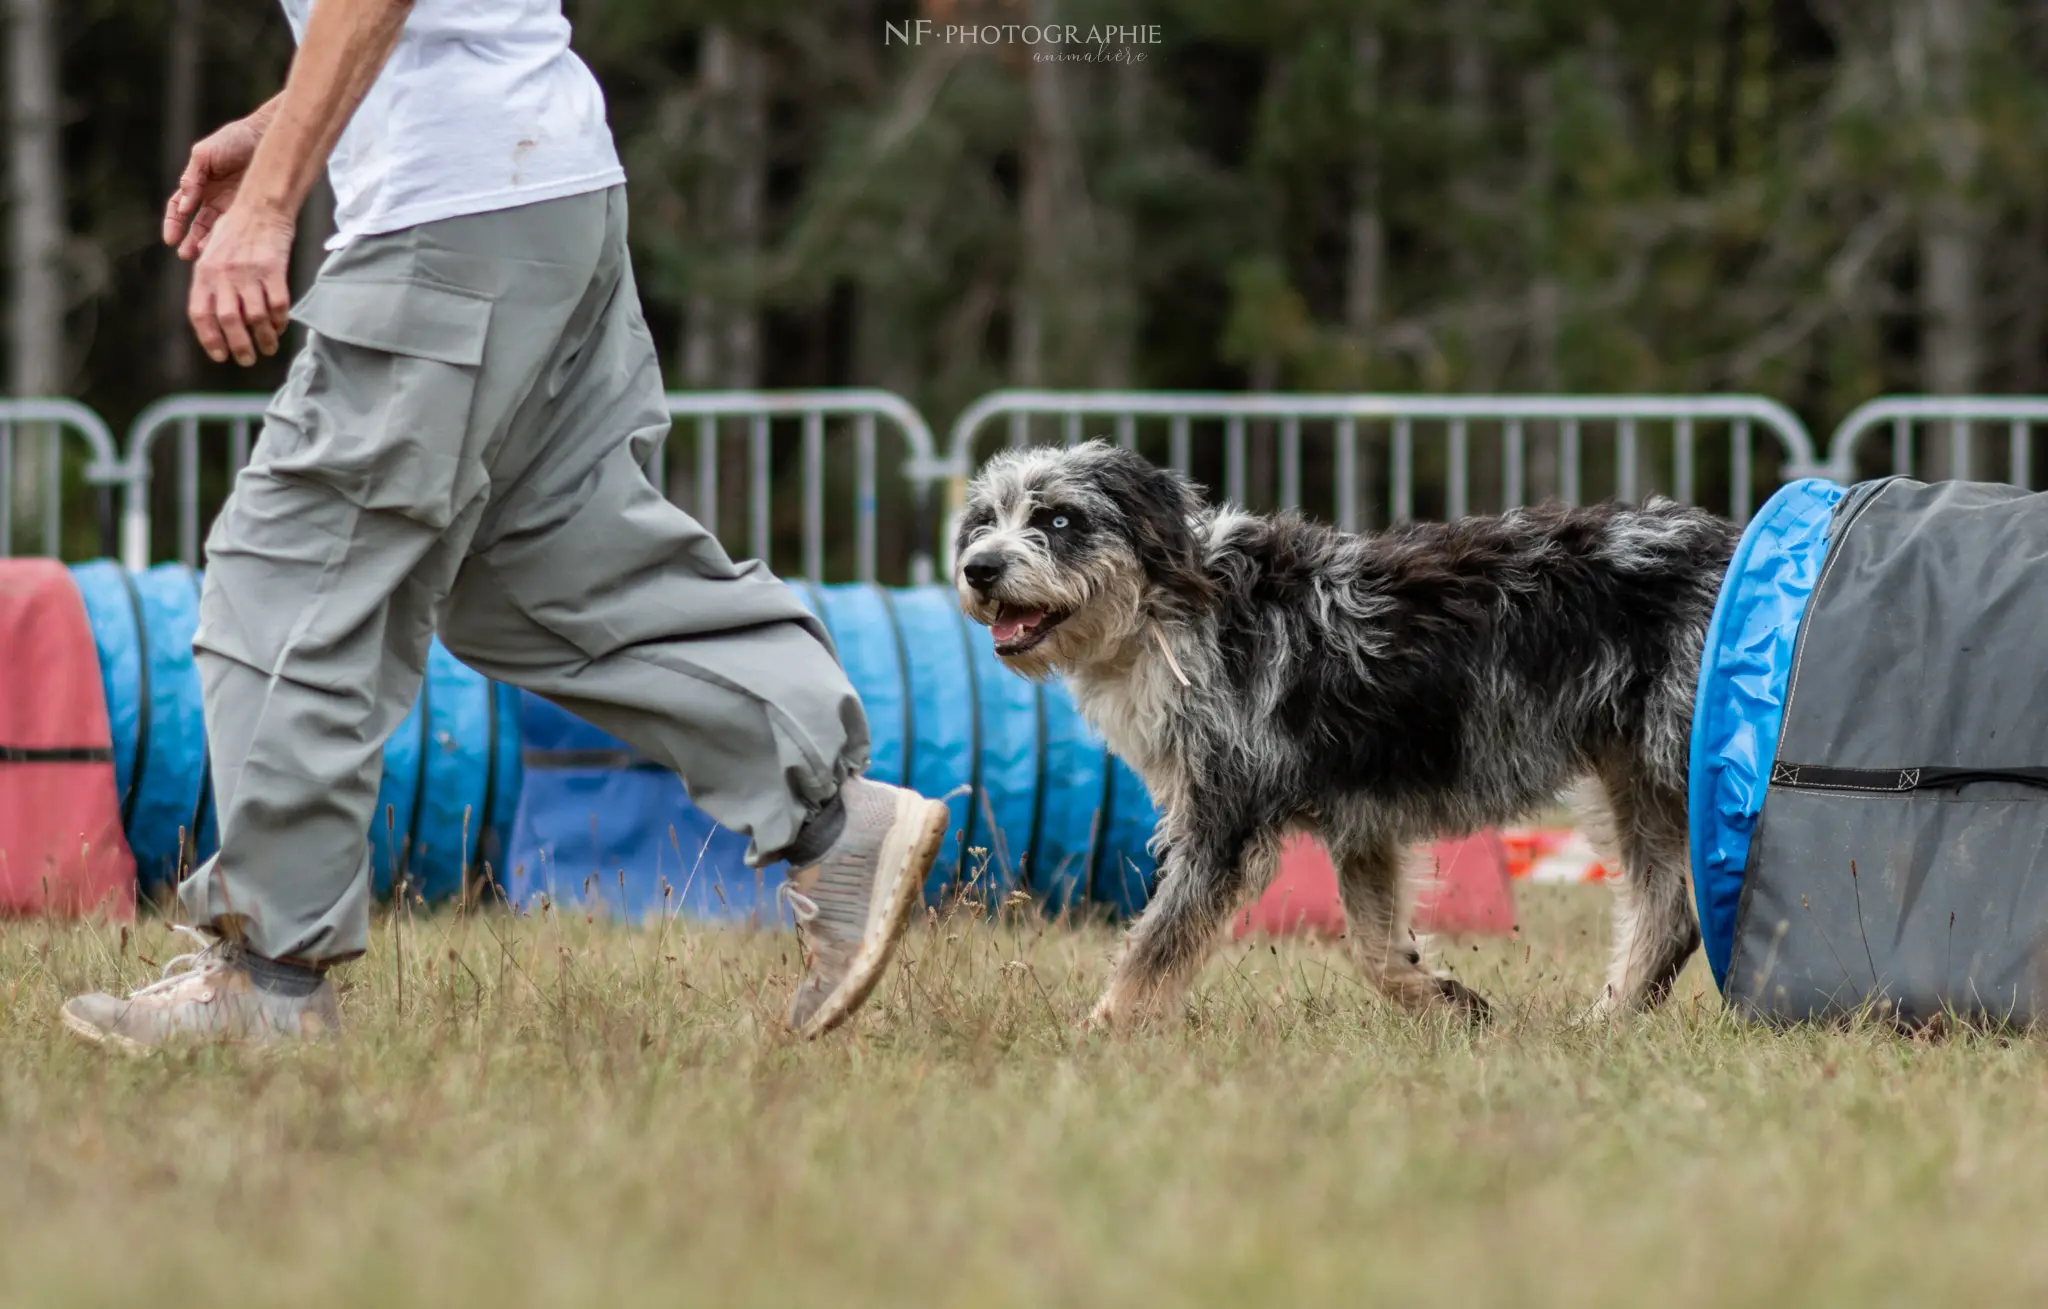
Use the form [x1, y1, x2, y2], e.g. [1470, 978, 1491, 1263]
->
[1233, 831, 1514, 940]
[0, 560, 135, 917]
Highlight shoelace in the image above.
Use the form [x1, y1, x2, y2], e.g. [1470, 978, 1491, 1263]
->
[777, 884, 826, 972]
[778, 883, 820, 928]
[127, 925, 228, 998]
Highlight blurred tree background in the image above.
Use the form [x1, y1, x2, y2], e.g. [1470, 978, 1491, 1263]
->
[7, 0, 2048, 560]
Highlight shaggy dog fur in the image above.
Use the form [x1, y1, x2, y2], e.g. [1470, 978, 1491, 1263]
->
[952, 441, 1740, 1027]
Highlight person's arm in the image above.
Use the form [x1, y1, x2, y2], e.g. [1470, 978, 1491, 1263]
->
[187, 0, 414, 367]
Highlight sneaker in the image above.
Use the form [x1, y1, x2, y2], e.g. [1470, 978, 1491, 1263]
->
[781, 777, 950, 1039]
[60, 927, 341, 1053]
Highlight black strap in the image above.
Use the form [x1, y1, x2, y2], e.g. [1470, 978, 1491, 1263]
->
[183, 567, 213, 874]
[953, 596, 984, 894]
[0, 745, 114, 764]
[521, 747, 672, 772]
[1086, 743, 1118, 907]
[472, 681, 503, 878]
[1025, 681, 1049, 895]
[397, 671, 434, 895]
[1770, 762, 2048, 793]
[117, 567, 151, 828]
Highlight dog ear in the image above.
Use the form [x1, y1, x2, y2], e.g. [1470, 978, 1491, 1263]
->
[1096, 447, 1214, 604]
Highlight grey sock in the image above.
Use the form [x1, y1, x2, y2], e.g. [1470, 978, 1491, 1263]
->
[779, 791, 848, 867]
[241, 949, 327, 998]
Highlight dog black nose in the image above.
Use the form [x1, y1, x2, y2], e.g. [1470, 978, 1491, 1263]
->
[963, 557, 1005, 593]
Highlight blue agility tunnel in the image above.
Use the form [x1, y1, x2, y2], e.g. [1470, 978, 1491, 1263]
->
[504, 692, 788, 924]
[67, 563, 520, 903]
[69, 562, 215, 894]
[503, 583, 1161, 923]
[368, 640, 525, 904]
[1705, 478, 2048, 1024]
[1687, 478, 1846, 991]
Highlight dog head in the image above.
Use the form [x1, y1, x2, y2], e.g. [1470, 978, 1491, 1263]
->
[953, 441, 1211, 676]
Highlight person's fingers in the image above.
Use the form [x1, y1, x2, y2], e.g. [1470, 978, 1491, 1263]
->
[262, 261, 292, 337]
[188, 273, 229, 365]
[217, 280, 259, 367]
[178, 204, 221, 262]
[162, 193, 188, 248]
[163, 150, 212, 247]
[240, 280, 280, 359]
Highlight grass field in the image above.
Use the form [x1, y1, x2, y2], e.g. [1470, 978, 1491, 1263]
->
[5, 885, 2048, 1307]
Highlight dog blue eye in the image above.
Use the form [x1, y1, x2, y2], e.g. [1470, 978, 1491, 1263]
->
[1052, 515, 1069, 529]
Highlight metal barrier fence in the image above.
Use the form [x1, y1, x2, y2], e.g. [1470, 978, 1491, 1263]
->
[939, 392, 1822, 570]
[0, 399, 123, 560]
[121, 393, 269, 570]
[120, 389, 942, 582]
[1821, 396, 2048, 488]
[652, 391, 944, 585]
[15, 388, 2048, 574]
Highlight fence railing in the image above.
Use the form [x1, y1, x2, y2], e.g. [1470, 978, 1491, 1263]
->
[653, 391, 944, 586]
[120, 389, 942, 583]
[1821, 396, 2048, 489]
[14, 388, 2048, 575]
[121, 393, 271, 570]
[940, 391, 1821, 572]
[0, 399, 124, 560]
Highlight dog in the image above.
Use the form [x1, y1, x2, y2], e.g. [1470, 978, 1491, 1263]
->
[952, 441, 1740, 1027]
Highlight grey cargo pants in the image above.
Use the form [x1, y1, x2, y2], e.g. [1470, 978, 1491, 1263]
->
[179, 187, 867, 965]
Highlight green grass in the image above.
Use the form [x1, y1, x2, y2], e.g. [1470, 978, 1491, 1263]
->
[4, 887, 2047, 1307]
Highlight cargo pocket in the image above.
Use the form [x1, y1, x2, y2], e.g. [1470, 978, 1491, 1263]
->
[276, 277, 494, 530]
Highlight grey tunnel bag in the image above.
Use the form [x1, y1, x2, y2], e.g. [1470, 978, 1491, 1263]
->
[1728, 478, 2048, 1025]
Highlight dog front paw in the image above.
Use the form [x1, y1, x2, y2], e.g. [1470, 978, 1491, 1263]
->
[1082, 997, 1125, 1034]
[1576, 988, 1624, 1026]
[1432, 976, 1494, 1024]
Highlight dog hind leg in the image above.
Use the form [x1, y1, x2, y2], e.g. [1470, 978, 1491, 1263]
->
[1591, 771, 1699, 1014]
[1328, 829, 1492, 1021]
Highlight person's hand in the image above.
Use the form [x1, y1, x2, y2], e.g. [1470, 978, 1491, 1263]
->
[187, 199, 296, 366]
[164, 113, 270, 261]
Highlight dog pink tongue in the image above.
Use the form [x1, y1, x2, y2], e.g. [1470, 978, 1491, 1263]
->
[991, 611, 1043, 643]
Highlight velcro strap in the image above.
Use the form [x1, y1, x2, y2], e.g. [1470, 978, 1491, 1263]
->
[1770, 762, 2048, 793]
[0, 745, 114, 765]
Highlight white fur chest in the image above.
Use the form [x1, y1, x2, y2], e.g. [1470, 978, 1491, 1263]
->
[1061, 648, 1188, 809]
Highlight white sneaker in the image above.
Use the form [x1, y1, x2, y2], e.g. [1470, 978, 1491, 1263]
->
[781, 777, 949, 1039]
[60, 928, 340, 1053]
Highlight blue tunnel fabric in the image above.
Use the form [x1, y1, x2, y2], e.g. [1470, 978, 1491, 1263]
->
[880, 587, 977, 900]
[69, 562, 214, 893]
[68, 563, 518, 905]
[1688, 478, 1846, 990]
[1095, 757, 1161, 917]
[69, 563, 141, 826]
[371, 640, 525, 902]
[805, 584, 907, 789]
[504, 583, 1164, 923]
[1032, 689, 1107, 916]
[484, 681, 524, 881]
[502, 690, 788, 924]
[388, 641, 509, 903]
[965, 609, 1040, 905]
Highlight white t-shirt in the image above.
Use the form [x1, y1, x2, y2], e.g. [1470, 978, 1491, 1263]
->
[279, 0, 626, 249]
